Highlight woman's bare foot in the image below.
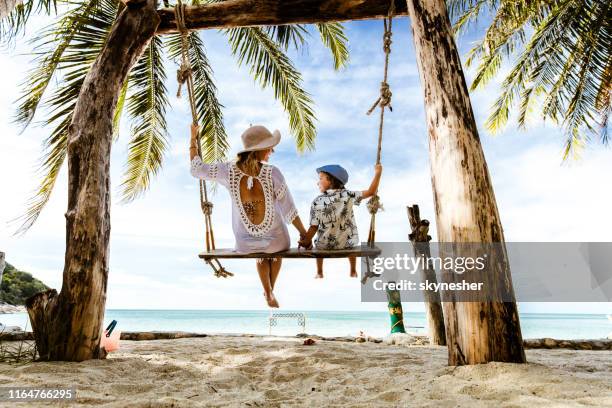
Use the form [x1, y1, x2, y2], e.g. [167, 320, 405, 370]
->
[350, 270, 358, 278]
[264, 292, 279, 308]
[315, 272, 324, 279]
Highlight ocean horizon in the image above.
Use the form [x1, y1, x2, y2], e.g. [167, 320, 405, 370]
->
[2, 310, 610, 340]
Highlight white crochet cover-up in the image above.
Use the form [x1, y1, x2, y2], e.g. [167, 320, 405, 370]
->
[190, 156, 298, 253]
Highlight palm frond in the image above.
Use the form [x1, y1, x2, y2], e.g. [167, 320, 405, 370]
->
[0, 0, 57, 43]
[13, 0, 117, 233]
[316, 22, 349, 70]
[113, 77, 129, 140]
[453, 0, 611, 159]
[120, 36, 169, 203]
[226, 27, 317, 151]
[265, 25, 309, 51]
[166, 31, 228, 163]
[14, 0, 100, 129]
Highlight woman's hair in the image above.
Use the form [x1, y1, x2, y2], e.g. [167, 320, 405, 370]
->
[236, 151, 261, 176]
[321, 171, 345, 190]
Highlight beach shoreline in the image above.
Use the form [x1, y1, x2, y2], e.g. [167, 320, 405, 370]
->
[0, 302, 26, 314]
[1, 335, 610, 407]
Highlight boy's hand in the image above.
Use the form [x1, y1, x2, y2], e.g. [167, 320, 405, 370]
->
[374, 164, 383, 175]
[298, 235, 312, 250]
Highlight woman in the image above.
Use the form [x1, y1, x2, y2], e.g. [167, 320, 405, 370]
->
[189, 124, 308, 308]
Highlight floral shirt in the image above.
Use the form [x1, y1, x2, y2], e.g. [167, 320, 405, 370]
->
[309, 189, 363, 250]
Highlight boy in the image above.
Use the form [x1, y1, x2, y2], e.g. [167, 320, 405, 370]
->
[299, 164, 382, 278]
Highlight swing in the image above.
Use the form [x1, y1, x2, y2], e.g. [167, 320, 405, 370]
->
[174, 1, 395, 276]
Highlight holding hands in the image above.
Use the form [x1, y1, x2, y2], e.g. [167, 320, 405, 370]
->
[298, 233, 313, 250]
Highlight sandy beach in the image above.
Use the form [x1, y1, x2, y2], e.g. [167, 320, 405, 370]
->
[1, 335, 611, 407]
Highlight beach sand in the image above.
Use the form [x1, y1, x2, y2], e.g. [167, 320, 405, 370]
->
[1, 336, 611, 407]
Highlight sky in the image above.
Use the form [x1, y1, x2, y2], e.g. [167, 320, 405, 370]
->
[0, 13, 610, 314]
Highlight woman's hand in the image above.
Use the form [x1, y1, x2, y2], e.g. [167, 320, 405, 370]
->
[191, 123, 200, 138]
[298, 234, 313, 250]
[189, 123, 200, 161]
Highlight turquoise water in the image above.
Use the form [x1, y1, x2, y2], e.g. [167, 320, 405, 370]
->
[2, 310, 610, 339]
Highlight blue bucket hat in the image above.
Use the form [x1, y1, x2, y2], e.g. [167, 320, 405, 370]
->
[316, 164, 349, 185]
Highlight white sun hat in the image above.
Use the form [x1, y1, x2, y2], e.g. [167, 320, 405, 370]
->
[237, 125, 281, 155]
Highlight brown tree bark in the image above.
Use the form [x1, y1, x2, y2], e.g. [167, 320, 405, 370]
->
[25, 0, 160, 362]
[407, 205, 446, 346]
[405, 0, 525, 364]
[156, 0, 408, 34]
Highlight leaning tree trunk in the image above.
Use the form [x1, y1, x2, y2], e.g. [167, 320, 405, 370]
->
[25, 0, 160, 362]
[405, 0, 526, 365]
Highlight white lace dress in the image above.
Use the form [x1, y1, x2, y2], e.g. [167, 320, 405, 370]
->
[190, 157, 299, 253]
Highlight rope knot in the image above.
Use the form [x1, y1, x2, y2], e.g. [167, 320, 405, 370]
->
[366, 81, 393, 115]
[367, 194, 384, 215]
[176, 62, 192, 98]
[379, 81, 392, 109]
[201, 200, 213, 216]
[214, 267, 233, 278]
[383, 30, 393, 54]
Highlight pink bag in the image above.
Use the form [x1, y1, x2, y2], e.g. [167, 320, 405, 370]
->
[101, 320, 121, 353]
[101, 329, 121, 352]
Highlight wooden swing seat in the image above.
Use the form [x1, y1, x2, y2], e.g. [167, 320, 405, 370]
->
[199, 246, 381, 260]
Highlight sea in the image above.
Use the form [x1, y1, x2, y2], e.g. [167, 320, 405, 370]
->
[2, 310, 610, 339]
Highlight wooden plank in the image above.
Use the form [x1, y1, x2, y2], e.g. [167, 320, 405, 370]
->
[156, 0, 408, 34]
[199, 246, 381, 259]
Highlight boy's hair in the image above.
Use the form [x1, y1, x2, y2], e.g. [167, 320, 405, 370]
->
[321, 171, 345, 190]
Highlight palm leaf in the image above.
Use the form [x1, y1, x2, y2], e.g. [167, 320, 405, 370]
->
[0, 0, 57, 43]
[166, 31, 228, 163]
[120, 36, 169, 202]
[452, 0, 611, 159]
[226, 27, 317, 151]
[13, 0, 117, 233]
[316, 22, 349, 70]
[14, 0, 100, 129]
[265, 25, 309, 51]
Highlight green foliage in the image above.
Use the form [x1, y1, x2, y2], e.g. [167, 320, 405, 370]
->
[13, 0, 118, 234]
[0, 263, 49, 306]
[226, 27, 317, 151]
[448, 0, 611, 159]
[120, 36, 170, 202]
[5, 0, 350, 232]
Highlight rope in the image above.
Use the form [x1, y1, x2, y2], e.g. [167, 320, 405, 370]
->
[362, 1, 394, 284]
[365, 0, 394, 246]
[175, 1, 230, 278]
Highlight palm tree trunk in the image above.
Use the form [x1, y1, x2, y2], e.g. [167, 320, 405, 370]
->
[405, 0, 526, 365]
[25, 0, 160, 362]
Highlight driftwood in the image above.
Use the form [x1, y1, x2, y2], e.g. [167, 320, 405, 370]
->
[2, 331, 610, 350]
[156, 0, 408, 34]
[407, 205, 446, 346]
[200, 246, 381, 260]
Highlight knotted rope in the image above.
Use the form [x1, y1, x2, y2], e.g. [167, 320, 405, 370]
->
[362, 1, 395, 284]
[175, 1, 232, 278]
[365, 0, 394, 245]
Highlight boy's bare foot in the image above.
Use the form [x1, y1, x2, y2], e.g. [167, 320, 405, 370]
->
[350, 271, 358, 278]
[264, 292, 279, 308]
[315, 273, 324, 279]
